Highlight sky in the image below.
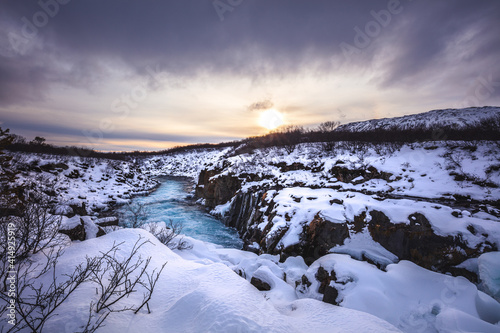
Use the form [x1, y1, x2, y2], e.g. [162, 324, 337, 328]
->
[1, 0, 499, 151]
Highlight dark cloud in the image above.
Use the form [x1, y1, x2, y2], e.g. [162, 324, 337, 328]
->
[1, 1, 499, 94]
[248, 99, 274, 111]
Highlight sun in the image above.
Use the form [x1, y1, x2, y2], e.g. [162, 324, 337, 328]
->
[259, 109, 284, 130]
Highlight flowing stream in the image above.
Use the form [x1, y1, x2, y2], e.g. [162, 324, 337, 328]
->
[127, 176, 243, 248]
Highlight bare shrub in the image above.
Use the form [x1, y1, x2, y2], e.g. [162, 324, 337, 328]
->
[318, 121, 340, 133]
[0, 236, 166, 332]
[121, 202, 150, 228]
[0, 246, 106, 333]
[90, 237, 166, 314]
[146, 220, 192, 251]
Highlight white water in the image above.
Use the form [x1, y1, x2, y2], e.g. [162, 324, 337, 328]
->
[128, 177, 243, 248]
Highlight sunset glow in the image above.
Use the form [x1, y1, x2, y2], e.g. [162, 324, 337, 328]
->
[259, 109, 285, 130]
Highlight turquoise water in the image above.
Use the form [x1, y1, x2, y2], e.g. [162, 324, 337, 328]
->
[128, 176, 242, 249]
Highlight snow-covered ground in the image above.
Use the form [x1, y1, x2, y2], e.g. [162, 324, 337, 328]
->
[3, 139, 500, 332]
[27, 229, 403, 333]
[15, 228, 500, 333]
[176, 235, 500, 333]
[11, 153, 158, 214]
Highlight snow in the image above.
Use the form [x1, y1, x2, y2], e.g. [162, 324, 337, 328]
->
[245, 185, 500, 252]
[36, 229, 401, 333]
[478, 252, 500, 301]
[11, 154, 159, 214]
[161, 234, 500, 333]
[337, 106, 500, 132]
[330, 231, 399, 268]
[299, 254, 500, 332]
[4, 121, 500, 332]
[60, 215, 82, 230]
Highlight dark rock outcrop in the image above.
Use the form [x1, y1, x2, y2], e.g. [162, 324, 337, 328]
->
[69, 202, 87, 217]
[300, 214, 349, 265]
[194, 166, 495, 283]
[368, 210, 495, 273]
[329, 165, 393, 184]
[225, 190, 266, 236]
[198, 181, 350, 264]
[59, 217, 106, 241]
[195, 169, 242, 209]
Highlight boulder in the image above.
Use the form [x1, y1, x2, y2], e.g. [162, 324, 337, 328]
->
[59, 215, 106, 241]
[250, 276, 271, 291]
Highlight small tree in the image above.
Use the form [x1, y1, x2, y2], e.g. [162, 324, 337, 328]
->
[121, 202, 150, 228]
[318, 121, 340, 133]
[317, 121, 340, 152]
[31, 136, 46, 145]
[276, 125, 305, 154]
[147, 220, 192, 250]
[0, 128, 14, 188]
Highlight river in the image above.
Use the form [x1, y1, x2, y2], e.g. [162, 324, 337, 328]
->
[126, 176, 243, 248]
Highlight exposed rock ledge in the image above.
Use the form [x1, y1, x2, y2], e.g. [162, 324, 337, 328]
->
[195, 168, 498, 282]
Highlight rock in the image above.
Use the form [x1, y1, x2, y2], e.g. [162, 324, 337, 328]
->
[59, 221, 86, 241]
[352, 212, 366, 233]
[296, 275, 312, 288]
[272, 162, 310, 172]
[226, 190, 266, 235]
[301, 214, 349, 265]
[368, 210, 494, 274]
[95, 216, 119, 227]
[250, 276, 271, 291]
[329, 165, 393, 184]
[314, 266, 339, 305]
[96, 227, 106, 237]
[323, 285, 339, 305]
[70, 202, 87, 216]
[195, 169, 242, 209]
[59, 216, 106, 241]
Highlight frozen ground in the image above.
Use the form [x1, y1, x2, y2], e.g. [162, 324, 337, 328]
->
[3, 139, 500, 332]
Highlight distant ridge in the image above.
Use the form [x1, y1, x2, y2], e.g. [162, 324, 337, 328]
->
[336, 106, 500, 132]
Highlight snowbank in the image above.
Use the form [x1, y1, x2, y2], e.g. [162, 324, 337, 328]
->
[299, 254, 500, 333]
[39, 229, 400, 333]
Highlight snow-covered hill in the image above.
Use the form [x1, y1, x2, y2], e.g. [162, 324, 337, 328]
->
[336, 106, 500, 132]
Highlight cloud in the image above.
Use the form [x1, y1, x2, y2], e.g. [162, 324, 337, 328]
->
[1, 0, 499, 98]
[248, 99, 274, 111]
[1, 0, 500, 150]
